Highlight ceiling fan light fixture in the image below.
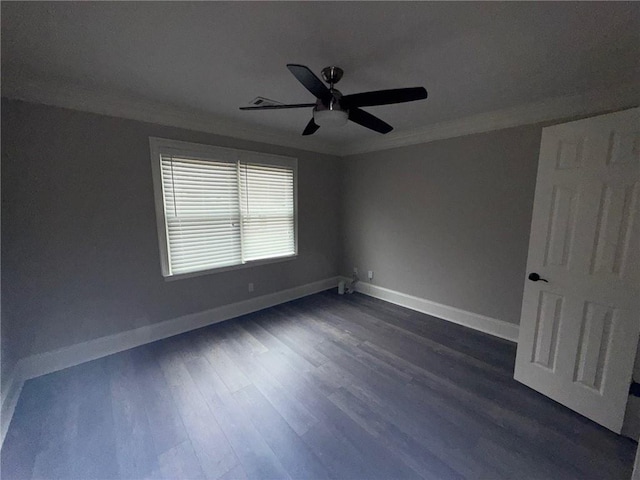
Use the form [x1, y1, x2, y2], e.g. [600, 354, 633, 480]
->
[313, 108, 349, 127]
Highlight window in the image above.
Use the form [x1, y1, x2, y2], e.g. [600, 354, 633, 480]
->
[150, 138, 297, 278]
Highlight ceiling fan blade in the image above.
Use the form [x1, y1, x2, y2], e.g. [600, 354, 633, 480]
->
[341, 87, 427, 108]
[287, 64, 332, 104]
[348, 108, 393, 134]
[239, 103, 315, 110]
[302, 118, 320, 136]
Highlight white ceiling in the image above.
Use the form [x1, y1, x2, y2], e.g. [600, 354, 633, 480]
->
[2, 2, 639, 153]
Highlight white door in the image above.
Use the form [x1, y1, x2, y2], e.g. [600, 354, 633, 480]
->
[514, 108, 640, 433]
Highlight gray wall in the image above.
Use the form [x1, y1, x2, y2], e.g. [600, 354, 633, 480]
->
[1, 99, 341, 359]
[341, 126, 542, 325]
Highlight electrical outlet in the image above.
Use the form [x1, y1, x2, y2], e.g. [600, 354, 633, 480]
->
[368, 270, 374, 280]
[353, 267, 358, 275]
[248, 282, 254, 292]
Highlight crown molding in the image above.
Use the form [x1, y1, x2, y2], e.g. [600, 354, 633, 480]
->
[3, 74, 638, 158]
[1, 75, 343, 157]
[340, 83, 640, 156]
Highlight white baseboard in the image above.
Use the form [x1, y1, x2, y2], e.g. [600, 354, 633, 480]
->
[0, 276, 339, 449]
[1, 369, 24, 447]
[349, 279, 520, 343]
[18, 276, 340, 381]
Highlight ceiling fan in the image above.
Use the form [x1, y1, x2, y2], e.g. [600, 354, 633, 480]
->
[240, 64, 428, 136]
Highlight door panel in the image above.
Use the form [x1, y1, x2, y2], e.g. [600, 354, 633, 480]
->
[544, 186, 579, 268]
[573, 301, 614, 391]
[515, 108, 640, 433]
[590, 183, 638, 277]
[531, 291, 563, 369]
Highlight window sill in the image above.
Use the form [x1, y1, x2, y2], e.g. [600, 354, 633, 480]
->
[163, 254, 298, 282]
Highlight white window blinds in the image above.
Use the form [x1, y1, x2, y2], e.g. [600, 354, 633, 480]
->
[239, 163, 295, 262]
[153, 140, 297, 277]
[161, 155, 242, 275]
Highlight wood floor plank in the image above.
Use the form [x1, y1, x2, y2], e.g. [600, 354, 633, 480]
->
[300, 420, 378, 480]
[30, 371, 82, 480]
[154, 341, 239, 480]
[129, 346, 189, 457]
[195, 331, 252, 393]
[311, 320, 583, 478]
[66, 359, 118, 479]
[309, 359, 358, 394]
[314, 295, 514, 380]
[218, 463, 248, 480]
[255, 349, 424, 480]
[302, 300, 596, 480]
[313, 338, 500, 479]
[327, 386, 465, 480]
[109, 351, 160, 480]
[2, 290, 636, 480]
[260, 308, 331, 367]
[224, 316, 269, 355]
[218, 329, 320, 437]
[342, 292, 516, 370]
[356, 331, 627, 477]
[158, 439, 207, 480]
[285, 303, 363, 349]
[184, 355, 291, 480]
[239, 318, 318, 374]
[233, 385, 331, 480]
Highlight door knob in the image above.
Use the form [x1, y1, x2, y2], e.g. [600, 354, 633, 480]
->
[528, 273, 549, 283]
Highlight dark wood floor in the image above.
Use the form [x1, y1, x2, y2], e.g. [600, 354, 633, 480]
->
[2, 291, 636, 479]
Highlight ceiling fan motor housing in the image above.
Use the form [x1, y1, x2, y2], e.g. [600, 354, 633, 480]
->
[315, 89, 345, 111]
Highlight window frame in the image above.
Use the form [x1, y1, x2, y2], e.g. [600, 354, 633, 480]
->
[149, 137, 298, 280]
